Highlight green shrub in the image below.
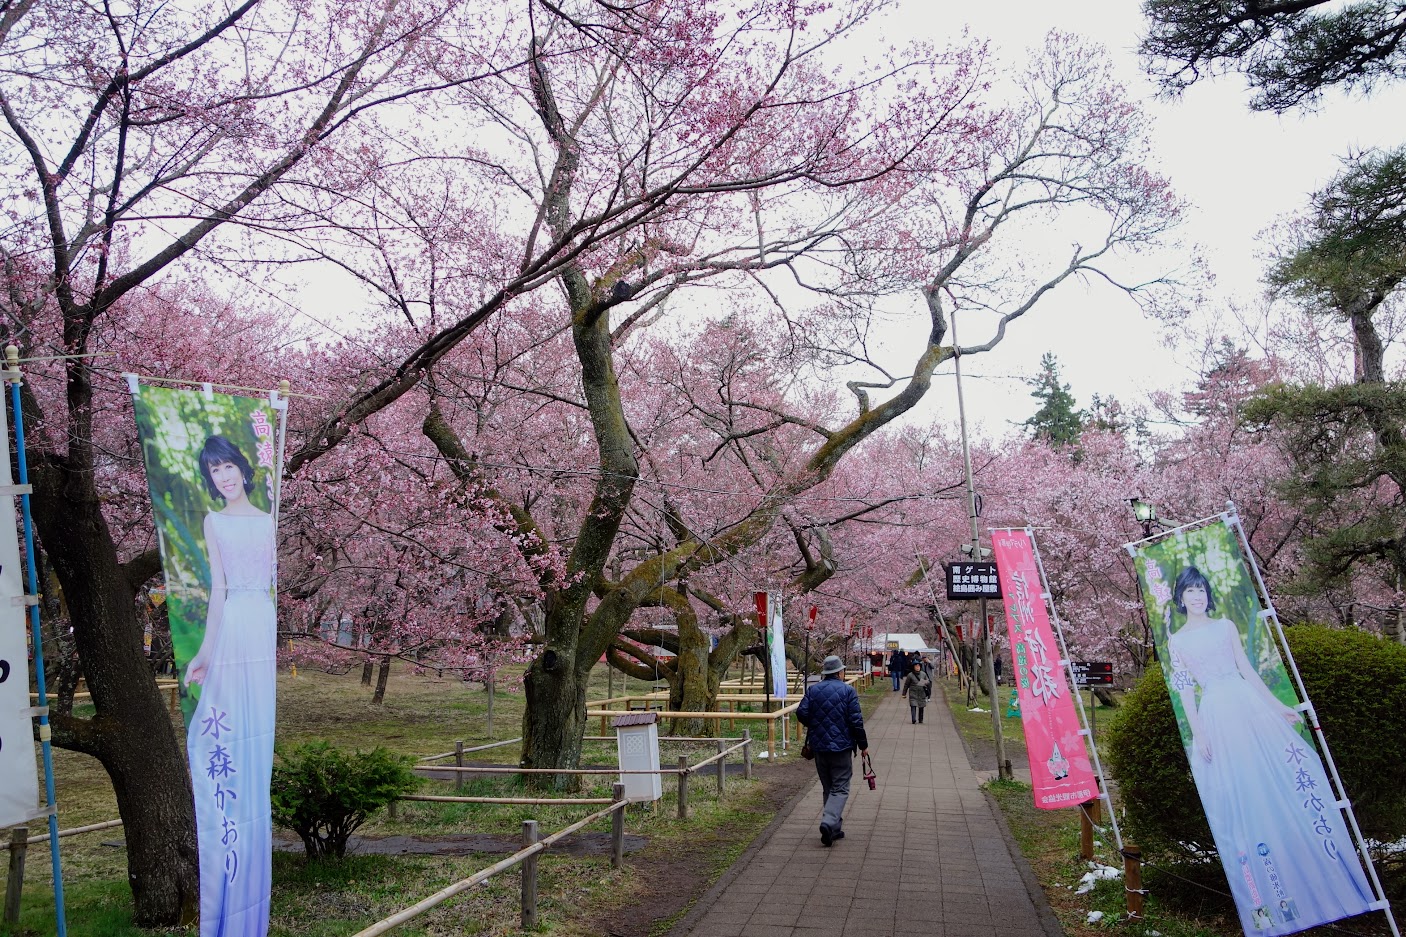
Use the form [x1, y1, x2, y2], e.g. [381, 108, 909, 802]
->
[1105, 625, 1406, 864]
[270, 741, 417, 860]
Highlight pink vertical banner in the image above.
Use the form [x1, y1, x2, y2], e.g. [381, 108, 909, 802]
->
[991, 529, 1097, 810]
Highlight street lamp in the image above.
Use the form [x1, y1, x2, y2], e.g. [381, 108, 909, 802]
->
[1127, 498, 1158, 666]
[1129, 498, 1156, 538]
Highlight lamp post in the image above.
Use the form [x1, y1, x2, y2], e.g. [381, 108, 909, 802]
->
[952, 311, 1011, 781]
[1128, 498, 1159, 667]
[1130, 498, 1156, 539]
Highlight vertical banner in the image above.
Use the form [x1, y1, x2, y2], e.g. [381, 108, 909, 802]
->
[991, 530, 1097, 808]
[132, 384, 284, 937]
[1134, 519, 1372, 936]
[0, 396, 39, 826]
[755, 592, 787, 699]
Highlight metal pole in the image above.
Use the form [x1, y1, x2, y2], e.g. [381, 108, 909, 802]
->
[7, 352, 67, 937]
[952, 320, 1009, 781]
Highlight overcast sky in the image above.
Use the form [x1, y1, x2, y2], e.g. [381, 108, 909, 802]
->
[886, 0, 1406, 436]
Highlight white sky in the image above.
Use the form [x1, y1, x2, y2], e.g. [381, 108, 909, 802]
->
[908, 0, 1406, 437]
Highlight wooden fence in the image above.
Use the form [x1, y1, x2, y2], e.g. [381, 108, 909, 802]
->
[410, 732, 754, 820]
[351, 784, 630, 937]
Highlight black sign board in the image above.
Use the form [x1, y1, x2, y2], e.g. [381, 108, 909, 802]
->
[1071, 661, 1114, 686]
[945, 562, 1002, 600]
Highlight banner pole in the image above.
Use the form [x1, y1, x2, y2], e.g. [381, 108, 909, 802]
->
[1023, 526, 1124, 853]
[5, 349, 67, 937]
[1224, 502, 1400, 937]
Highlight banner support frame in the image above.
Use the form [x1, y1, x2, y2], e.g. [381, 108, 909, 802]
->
[1223, 502, 1400, 937]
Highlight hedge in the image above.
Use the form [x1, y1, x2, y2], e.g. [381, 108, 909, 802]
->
[1104, 625, 1406, 862]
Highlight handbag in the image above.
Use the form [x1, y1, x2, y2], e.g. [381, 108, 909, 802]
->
[861, 751, 877, 790]
[801, 738, 814, 760]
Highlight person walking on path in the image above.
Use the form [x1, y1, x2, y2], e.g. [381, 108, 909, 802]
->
[797, 655, 869, 846]
[901, 660, 932, 724]
[887, 648, 908, 690]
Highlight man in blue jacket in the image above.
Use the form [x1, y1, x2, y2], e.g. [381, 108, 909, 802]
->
[797, 655, 869, 846]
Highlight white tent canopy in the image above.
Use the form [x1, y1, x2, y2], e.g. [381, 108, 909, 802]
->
[868, 632, 928, 652]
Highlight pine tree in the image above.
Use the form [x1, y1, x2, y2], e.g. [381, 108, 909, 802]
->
[1024, 353, 1084, 446]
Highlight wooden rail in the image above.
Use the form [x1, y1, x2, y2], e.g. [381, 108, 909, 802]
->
[4, 819, 125, 924]
[587, 703, 799, 759]
[417, 738, 521, 762]
[3, 819, 123, 850]
[351, 785, 629, 937]
[416, 733, 754, 819]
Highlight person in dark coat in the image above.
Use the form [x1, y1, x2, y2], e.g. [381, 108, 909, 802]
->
[797, 655, 869, 846]
[901, 660, 933, 724]
[887, 648, 908, 691]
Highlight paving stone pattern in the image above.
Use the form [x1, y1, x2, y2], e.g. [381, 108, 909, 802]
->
[670, 688, 1062, 937]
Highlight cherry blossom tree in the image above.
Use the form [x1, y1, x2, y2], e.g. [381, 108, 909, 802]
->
[0, 0, 532, 916]
[1, 3, 1187, 916]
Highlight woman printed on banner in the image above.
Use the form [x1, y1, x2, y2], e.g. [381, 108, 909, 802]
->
[1167, 565, 1371, 935]
[184, 434, 276, 937]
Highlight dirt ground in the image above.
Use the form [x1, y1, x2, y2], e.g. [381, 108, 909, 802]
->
[583, 754, 819, 937]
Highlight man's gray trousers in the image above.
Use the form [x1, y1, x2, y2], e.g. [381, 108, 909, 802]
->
[814, 749, 853, 833]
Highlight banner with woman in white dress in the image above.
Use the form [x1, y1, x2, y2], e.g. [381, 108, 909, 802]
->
[1133, 519, 1373, 936]
[131, 382, 285, 937]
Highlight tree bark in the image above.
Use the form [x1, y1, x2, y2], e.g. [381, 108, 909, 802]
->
[361, 659, 374, 686]
[372, 657, 391, 704]
[30, 464, 198, 925]
[520, 651, 588, 790]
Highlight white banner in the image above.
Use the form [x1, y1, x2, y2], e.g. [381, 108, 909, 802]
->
[0, 396, 40, 826]
[768, 592, 787, 699]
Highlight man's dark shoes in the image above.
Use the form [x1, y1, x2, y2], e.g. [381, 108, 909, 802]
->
[833, 830, 845, 840]
[820, 824, 834, 847]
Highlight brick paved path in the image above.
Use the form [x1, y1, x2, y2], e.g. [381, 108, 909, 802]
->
[668, 686, 1062, 937]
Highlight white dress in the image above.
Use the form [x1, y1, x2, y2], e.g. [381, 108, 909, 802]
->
[188, 512, 277, 937]
[1170, 619, 1372, 935]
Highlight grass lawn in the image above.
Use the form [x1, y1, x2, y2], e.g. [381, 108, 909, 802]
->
[2, 661, 806, 937]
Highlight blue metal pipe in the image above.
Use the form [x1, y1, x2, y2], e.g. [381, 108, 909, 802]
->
[10, 377, 67, 937]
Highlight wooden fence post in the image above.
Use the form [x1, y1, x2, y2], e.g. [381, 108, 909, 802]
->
[169, 685, 179, 716]
[1124, 845, 1144, 920]
[611, 783, 625, 870]
[1079, 799, 1097, 860]
[520, 820, 539, 930]
[716, 740, 725, 797]
[766, 717, 775, 761]
[677, 756, 690, 820]
[455, 741, 464, 793]
[742, 730, 752, 780]
[388, 799, 399, 819]
[5, 826, 27, 925]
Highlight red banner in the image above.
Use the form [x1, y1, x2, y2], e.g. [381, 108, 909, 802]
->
[991, 529, 1097, 809]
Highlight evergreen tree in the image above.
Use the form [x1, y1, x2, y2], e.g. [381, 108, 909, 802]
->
[1024, 353, 1085, 446]
[1245, 150, 1406, 593]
